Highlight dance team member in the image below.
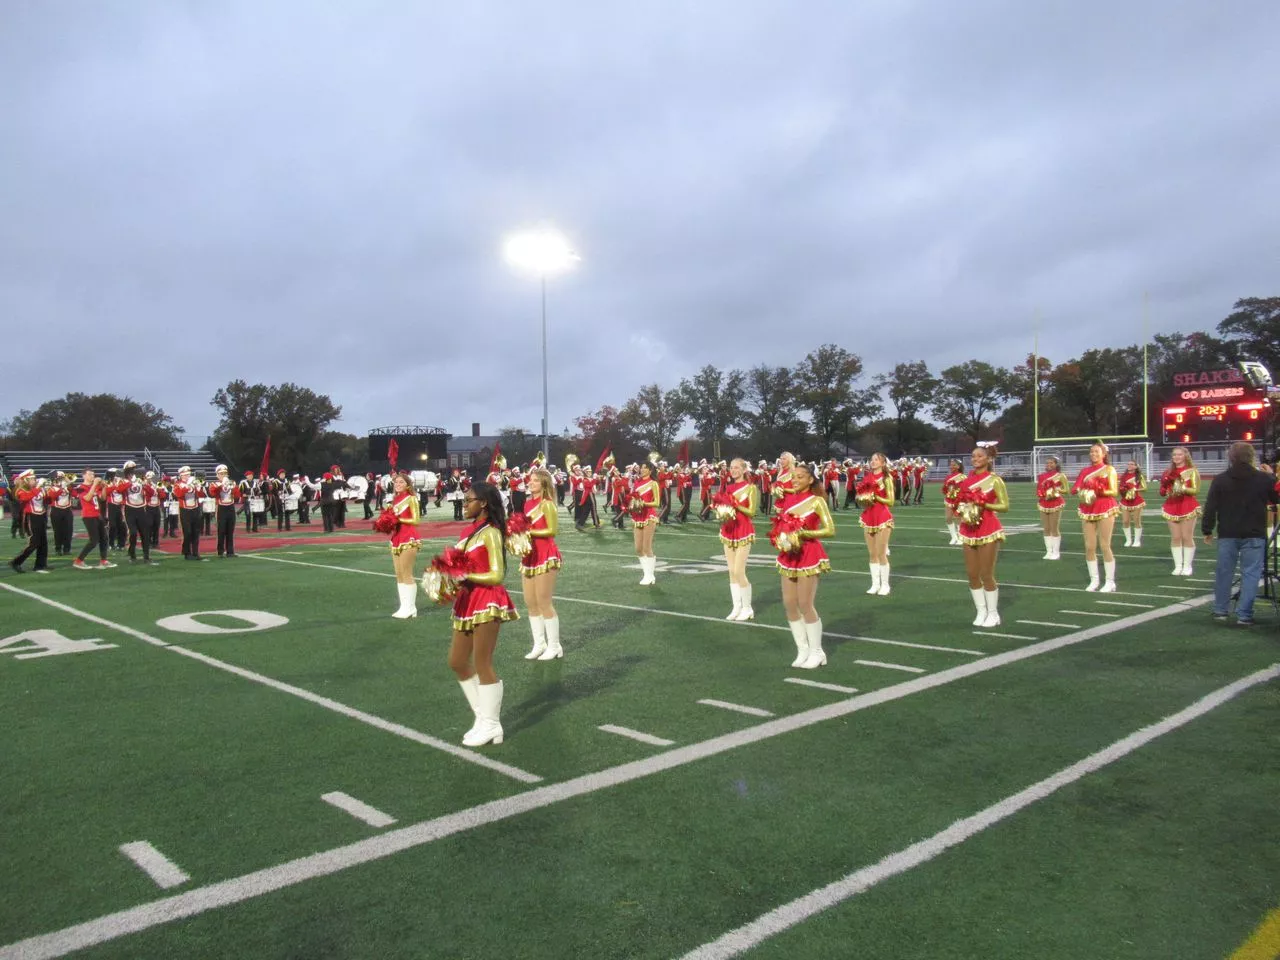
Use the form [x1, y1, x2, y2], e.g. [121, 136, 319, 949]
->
[448, 482, 519, 747]
[520, 467, 564, 660]
[857, 452, 895, 596]
[1072, 442, 1119, 592]
[1118, 458, 1146, 547]
[1161, 446, 1201, 576]
[774, 463, 833, 669]
[629, 459, 661, 584]
[1036, 456, 1067, 559]
[387, 472, 422, 619]
[942, 458, 965, 545]
[719, 457, 759, 621]
[957, 444, 1008, 626]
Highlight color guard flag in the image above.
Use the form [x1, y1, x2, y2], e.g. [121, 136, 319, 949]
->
[259, 437, 272, 477]
[387, 439, 399, 471]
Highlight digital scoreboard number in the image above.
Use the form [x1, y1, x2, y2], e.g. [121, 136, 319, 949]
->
[1162, 401, 1269, 444]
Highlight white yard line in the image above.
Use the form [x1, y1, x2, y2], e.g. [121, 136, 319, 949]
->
[320, 792, 397, 828]
[597, 724, 675, 747]
[678, 662, 1280, 959]
[248, 554, 986, 657]
[0, 593, 1214, 960]
[783, 678, 859, 694]
[1096, 600, 1156, 609]
[1017, 620, 1082, 629]
[118, 842, 189, 890]
[852, 660, 925, 674]
[1060, 610, 1120, 619]
[900, 574, 1176, 601]
[1, 586, 542, 785]
[971, 631, 1039, 641]
[697, 698, 774, 718]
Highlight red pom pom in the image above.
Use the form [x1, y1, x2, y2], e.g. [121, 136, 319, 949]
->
[372, 508, 400, 534]
[506, 512, 531, 536]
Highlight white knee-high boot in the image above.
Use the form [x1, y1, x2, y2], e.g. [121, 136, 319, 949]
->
[524, 614, 547, 659]
[726, 583, 743, 620]
[1050, 535, 1062, 559]
[1085, 560, 1100, 591]
[391, 582, 418, 618]
[800, 619, 826, 669]
[1043, 535, 1053, 559]
[737, 583, 754, 621]
[877, 563, 891, 596]
[1133, 527, 1143, 547]
[537, 616, 563, 660]
[788, 619, 808, 667]
[1100, 560, 1117, 592]
[971, 588, 987, 626]
[982, 588, 1000, 627]
[948, 522, 960, 545]
[1170, 545, 1183, 575]
[462, 680, 504, 746]
[1122, 526, 1133, 546]
[866, 564, 880, 595]
[458, 676, 481, 739]
[1182, 545, 1195, 576]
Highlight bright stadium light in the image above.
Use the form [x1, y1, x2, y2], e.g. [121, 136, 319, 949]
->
[503, 227, 580, 462]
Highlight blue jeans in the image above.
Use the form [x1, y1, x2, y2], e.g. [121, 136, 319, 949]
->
[1214, 538, 1266, 621]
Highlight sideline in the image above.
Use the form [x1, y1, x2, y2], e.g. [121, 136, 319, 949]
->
[679, 662, 1280, 959]
[0, 592, 1213, 960]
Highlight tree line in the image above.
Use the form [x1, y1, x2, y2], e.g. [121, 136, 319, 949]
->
[2, 297, 1275, 469]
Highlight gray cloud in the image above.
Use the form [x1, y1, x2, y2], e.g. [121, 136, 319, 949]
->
[2, 0, 1277, 442]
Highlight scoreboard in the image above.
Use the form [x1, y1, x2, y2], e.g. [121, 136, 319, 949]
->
[1162, 400, 1270, 444]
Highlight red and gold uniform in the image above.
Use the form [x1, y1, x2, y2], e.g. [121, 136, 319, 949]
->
[451, 521, 519, 631]
[956, 469, 1009, 545]
[1119, 469, 1146, 508]
[1159, 464, 1201, 521]
[719, 479, 758, 548]
[1035, 468, 1067, 513]
[389, 490, 421, 554]
[629, 478, 660, 527]
[857, 470, 895, 532]
[942, 466, 965, 509]
[521, 495, 562, 577]
[774, 490, 834, 577]
[1072, 464, 1119, 520]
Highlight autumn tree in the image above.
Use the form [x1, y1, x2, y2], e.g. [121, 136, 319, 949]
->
[211, 380, 342, 473]
[1217, 296, 1280, 374]
[931, 361, 1013, 444]
[676, 365, 746, 449]
[7, 393, 184, 450]
[873, 360, 939, 453]
[619, 384, 685, 455]
[741, 364, 807, 454]
[795, 345, 880, 456]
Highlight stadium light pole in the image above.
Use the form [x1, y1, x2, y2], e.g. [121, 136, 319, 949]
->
[503, 228, 580, 463]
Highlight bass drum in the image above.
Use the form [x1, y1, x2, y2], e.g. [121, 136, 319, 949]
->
[346, 475, 369, 501]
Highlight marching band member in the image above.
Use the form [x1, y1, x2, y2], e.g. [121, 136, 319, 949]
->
[842, 459, 860, 510]
[5, 477, 24, 539]
[698, 459, 715, 521]
[957, 445, 1009, 627]
[174, 466, 206, 560]
[1035, 456, 1068, 559]
[822, 460, 842, 511]
[630, 459, 661, 584]
[914, 459, 928, 504]
[857, 452, 895, 596]
[448, 481, 519, 747]
[145, 472, 164, 547]
[774, 462, 833, 669]
[720, 457, 759, 621]
[9, 470, 50, 573]
[1072, 441, 1119, 592]
[104, 468, 127, 551]
[386, 472, 422, 618]
[610, 466, 630, 530]
[239, 471, 259, 532]
[276, 469, 294, 530]
[757, 459, 773, 515]
[119, 461, 156, 563]
[72, 469, 113, 568]
[942, 458, 966, 545]
[206, 465, 243, 558]
[1118, 459, 1146, 547]
[519, 467, 564, 659]
[676, 462, 694, 523]
[1160, 446, 1201, 575]
[657, 460, 673, 524]
[48, 471, 75, 555]
[362, 472, 377, 520]
[163, 477, 181, 538]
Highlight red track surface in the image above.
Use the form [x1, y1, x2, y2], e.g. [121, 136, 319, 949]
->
[149, 520, 473, 553]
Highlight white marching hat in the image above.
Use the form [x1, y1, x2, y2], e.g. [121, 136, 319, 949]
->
[178, 465, 192, 475]
[215, 464, 228, 474]
[122, 460, 137, 470]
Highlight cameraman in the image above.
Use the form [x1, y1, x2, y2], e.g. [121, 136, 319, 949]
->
[1202, 441, 1279, 626]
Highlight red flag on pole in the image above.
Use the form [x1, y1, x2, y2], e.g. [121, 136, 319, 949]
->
[594, 444, 612, 472]
[259, 437, 271, 477]
[387, 439, 399, 471]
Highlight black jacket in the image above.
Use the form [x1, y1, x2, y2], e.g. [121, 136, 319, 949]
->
[1201, 463, 1279, 539]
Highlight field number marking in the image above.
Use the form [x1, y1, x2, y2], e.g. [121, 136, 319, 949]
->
[0, 630, 118, 660]
[155, 610, 290, 635]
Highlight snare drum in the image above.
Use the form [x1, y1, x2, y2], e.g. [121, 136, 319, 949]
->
[201, 499, 216, 515]
[284, 495, 299, 511]
[249, 497, 266, 512]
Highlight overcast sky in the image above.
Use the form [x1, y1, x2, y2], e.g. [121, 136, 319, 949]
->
[3, 1, 1278, 442]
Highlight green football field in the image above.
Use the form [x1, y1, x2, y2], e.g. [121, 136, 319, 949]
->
[2, 493, 1278, 960]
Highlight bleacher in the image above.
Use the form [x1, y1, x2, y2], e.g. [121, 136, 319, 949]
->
[1, 449, 231, 481]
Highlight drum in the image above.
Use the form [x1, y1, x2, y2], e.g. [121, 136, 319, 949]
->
[201, 499, 216, 515]
[284, 495, 299, 511]
[249, 497, 266, 513]
[167, 501, 180, 516]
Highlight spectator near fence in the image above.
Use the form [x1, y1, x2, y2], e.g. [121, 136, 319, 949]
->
[1201, 441, 1278, 626]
